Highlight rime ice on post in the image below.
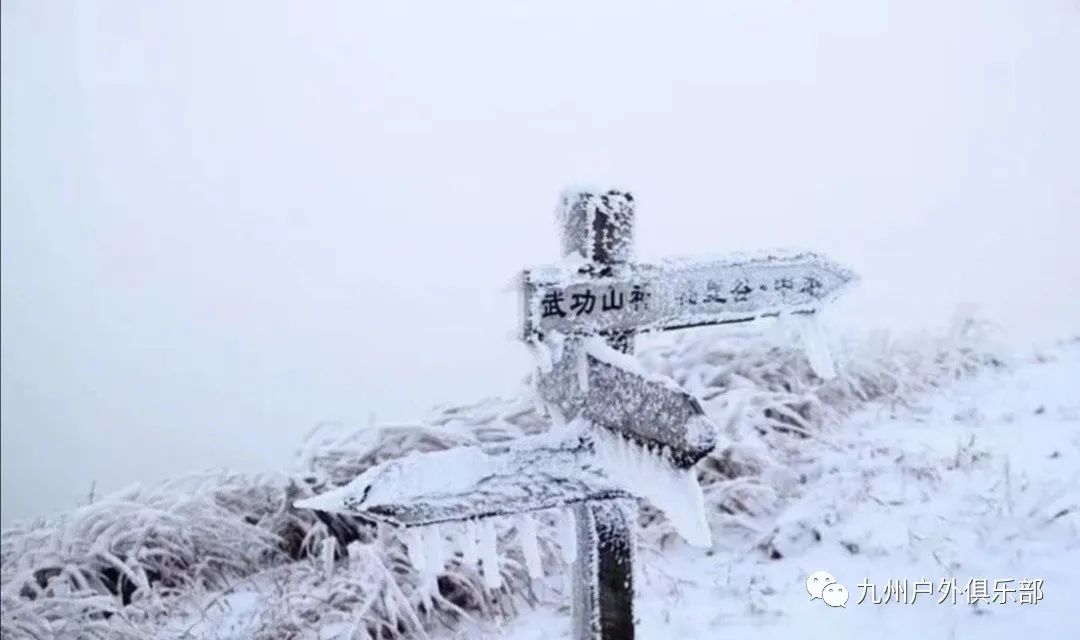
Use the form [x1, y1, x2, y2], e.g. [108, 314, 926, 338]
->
[552, 190, 642, 639]
[571, 500, 636, 640]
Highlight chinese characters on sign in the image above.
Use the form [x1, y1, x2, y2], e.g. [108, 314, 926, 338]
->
[538, 276, 828, 320]
[540, 285, 652, 319]
[521, 253, 857, 341]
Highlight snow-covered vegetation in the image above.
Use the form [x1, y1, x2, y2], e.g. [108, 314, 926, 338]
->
[0, 316, 1031, 639]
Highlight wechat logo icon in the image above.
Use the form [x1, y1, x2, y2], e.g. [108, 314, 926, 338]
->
[807, 570, 848, 608]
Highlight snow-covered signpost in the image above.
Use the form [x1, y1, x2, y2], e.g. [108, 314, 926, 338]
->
[296, 187, 857, 640]
[520, 190, 854, 638]
[526, 190, 713, 640]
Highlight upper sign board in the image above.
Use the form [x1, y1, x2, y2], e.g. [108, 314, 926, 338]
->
[521, 250, 857, 340]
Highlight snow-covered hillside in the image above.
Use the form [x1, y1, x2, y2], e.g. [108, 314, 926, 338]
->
[483, 339, 1080, 640]
[2, 323, 1077, 639]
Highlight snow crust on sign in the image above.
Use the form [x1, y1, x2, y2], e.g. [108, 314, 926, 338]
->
[554, 248, 593, 274]
[529, 247, 856, 289]
[583, 337, 692, 397]
[293, 427, 590, 517]
[558, 183, 632, 202]
[658, 247, 856, 278]
[581, 337, 647, 377]
[592, 427, 712, 547]
[680, 415, 719, 457]
[294, 446, 491, 513]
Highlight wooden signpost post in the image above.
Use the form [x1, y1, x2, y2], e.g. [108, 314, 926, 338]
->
[296, 187, 857, 640]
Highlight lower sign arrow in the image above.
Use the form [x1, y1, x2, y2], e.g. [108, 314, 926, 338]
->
[294, 430, 623, 527]
[295, 417, 714, 548]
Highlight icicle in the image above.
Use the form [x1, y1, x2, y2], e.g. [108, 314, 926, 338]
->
[405, 528, 427, 572]
[548, 330, 566, 364]
[529, 338, 554, 374]
[576, 348, 590, 393]
[320, 537, 336, 580]
[797, 312, 836, 380]
[423, 524, 446, 574]
[480, 518, 502, 589]
[461, 520, 480, 566]
[556, 508, 578, 562]
[517, 514, 544, 579]
[592, 428, 712, 547]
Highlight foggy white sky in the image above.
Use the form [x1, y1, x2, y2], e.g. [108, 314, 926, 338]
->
[2, 0, 1078, 526]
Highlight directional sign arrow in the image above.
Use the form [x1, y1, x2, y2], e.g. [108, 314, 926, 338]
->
[294, 431, 626, 528]
[533, 337, 718, 470]
[521, 249, 857, 340]
[294, 420, 711, 547]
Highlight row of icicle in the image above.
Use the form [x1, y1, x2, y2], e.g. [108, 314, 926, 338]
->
[401, 509, 578, 589]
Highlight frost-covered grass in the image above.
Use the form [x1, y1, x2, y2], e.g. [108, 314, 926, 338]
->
[0, 317, 1006, 639]
[490, 335, 1080, 640]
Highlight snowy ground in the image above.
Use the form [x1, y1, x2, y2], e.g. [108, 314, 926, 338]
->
[459, 341, 1080, 640]
[5, 334, 1075, 640]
